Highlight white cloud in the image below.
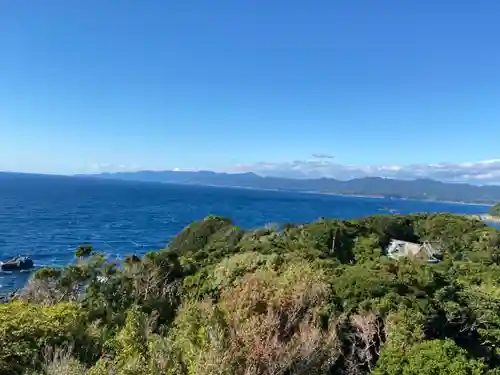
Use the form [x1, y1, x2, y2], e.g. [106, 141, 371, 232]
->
[90, 163, 111, 171]
[230, 157, 500, 185]
[88, 163, 141, 173]
[312, 153, 335, 159]
[83, 156, 500, 185]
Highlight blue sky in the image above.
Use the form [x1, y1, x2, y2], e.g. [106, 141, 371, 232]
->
[1, 1, 500, 182]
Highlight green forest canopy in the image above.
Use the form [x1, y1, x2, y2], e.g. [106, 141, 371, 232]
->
[2, 213, 500, 375]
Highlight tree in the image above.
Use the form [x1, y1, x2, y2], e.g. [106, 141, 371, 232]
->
[75, 244, 93, 258]
[374, 339, 487, 375]
[4, 213, 500, 374]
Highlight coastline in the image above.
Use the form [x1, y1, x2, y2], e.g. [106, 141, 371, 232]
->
[159, 182, 493, 207]
[14, 173, 495, 207]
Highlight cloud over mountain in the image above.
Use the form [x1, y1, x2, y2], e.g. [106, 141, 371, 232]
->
[311, 153, 335, 160]
[231, 158, 500, 185]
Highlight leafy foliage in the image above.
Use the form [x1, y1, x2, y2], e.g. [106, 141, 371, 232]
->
[374, 339, 487, 375]
[0, 302, 94, 374]
[75, 244, 93, 258]
[1, 213, 500, 374]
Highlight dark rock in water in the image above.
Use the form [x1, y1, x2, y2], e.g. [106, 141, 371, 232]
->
[0, 256, 34, 271]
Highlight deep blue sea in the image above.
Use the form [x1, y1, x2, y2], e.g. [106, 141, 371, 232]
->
[0, 173, 493, 294]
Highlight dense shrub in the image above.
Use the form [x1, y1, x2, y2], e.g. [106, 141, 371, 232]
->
[374, 339, 487, 375]
[171, 262, 341, 375]
[1, 213, 500, 374]
[0, 302, 91, 374]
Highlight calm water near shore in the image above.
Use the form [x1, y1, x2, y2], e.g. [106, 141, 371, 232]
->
[0, 174, 493, 293]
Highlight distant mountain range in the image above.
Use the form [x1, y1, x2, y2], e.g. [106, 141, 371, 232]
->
[77, 170, 500, 204]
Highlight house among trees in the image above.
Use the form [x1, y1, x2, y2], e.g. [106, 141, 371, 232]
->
[386, 239, 440, 263]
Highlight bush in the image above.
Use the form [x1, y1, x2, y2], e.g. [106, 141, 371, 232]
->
[0, 302, 90, 374]
[374, 339, 487, 375]
[172, 262, 341, 375]
[3, 213, 500, 374]
[75, 244, 93, 258]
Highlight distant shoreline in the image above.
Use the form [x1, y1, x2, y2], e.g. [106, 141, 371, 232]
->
[3, 172, 496, 207]
[71, 170, 500, 207]
[322, 192, 492, 207]
[159, 182, 493, 207]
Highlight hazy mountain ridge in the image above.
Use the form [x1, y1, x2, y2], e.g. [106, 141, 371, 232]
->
[79, 170, 500, 204]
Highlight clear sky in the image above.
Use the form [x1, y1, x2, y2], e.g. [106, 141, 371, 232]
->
[1, 1, 500, 181]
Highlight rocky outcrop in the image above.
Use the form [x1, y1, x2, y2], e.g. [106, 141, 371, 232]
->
[0, 256, 34, 271]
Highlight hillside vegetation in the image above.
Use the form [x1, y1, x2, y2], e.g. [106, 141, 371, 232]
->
[489, 203, 500, 217]
[3, 213, 500, 374]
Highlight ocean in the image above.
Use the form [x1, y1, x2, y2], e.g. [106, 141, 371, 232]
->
[0, 173, 492, 294]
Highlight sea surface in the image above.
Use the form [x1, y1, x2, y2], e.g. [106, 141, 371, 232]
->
[0, 173, 493, 294]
